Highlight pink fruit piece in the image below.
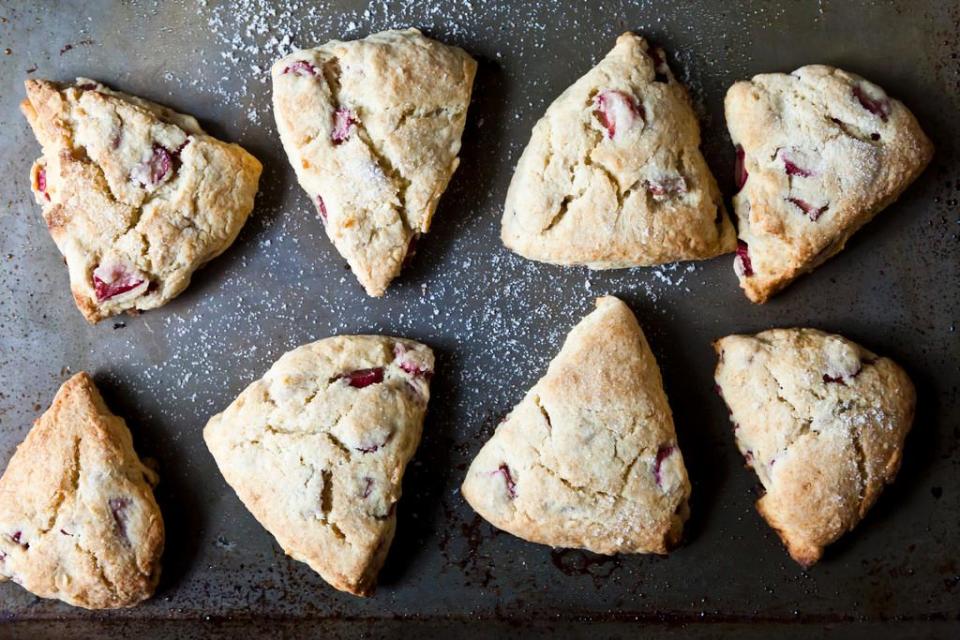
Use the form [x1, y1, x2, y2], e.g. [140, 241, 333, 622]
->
[823, 363, 863, 385]
[734, 240, 753, 277]
[788, 197, 828, 221]
[282, 60, 319, 77]
[361, 477, 374, 498]
[37, 167, 50, 201]
[76, 82, 97, 91]
[778, 149, 813, 178]
[853, 86, 891, 122]
[646, 175, 687, 200]
[331, 108, 358, 144]
[109, 497, 130, 542]
[337, 367, 385, 388]
[594, 90, 643, 139]
[654, 445, 675, 488]
[493, 464, 517, 499]
[316, 195, 328, 223]
[356, 432, 392, 454]
[743, 450, 754, 465]
[394, 343, 433, 379]
[734, 145, 748, 191]
[11, 531, 28, 549]
[93, 263, 147, 302]
[132, 144, 174, 187]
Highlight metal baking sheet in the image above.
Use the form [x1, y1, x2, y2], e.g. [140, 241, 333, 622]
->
[0, 1, 958, 637]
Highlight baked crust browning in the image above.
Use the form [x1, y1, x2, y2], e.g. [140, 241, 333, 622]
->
[203, 335, 433, 596]
[271, 28, 477, 296]
[501, 32, 736, 268]
[0, 373, 163, 608]
[726, 65, 933, 303]
[21, 78, 263, 322]
[462, 296, 691, 555]
[714, 328, 915, 565]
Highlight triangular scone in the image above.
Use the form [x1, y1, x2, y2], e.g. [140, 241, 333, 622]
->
[21, 79, 262, 323]
[204, 335, 433, 596]
[714, 329, 915, 566]
[726, 65, 933, 303]
[461, 296, 690, 554]
[271, 29, 477, 297]
[0, 373, 164, 609]
[501, 33, 736, 268]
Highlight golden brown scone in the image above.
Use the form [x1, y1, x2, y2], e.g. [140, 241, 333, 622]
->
[21, 78, 263, 323]
[461, 296, 691, 555]
[0, 373, 164, 608]
[271, 28, 477, 297]
[204, 335, 433, 596]
[501, 32, 736, 268]
[714, 329, 915, 566]
[726, 65, 933, 303]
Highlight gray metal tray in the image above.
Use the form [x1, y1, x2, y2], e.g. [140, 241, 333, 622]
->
[0, 1, 957, 638]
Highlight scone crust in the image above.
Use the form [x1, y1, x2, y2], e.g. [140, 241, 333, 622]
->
[726, 65, 933, 303]
[203, 335, 433, 596]
[462, 296, 691, 555]
[21, 78, 263, 323]
[714, 329, 915, 565]
[271, 28, 477, 297]
[501, 32, 736, 268]
[0, 373, 164, 609]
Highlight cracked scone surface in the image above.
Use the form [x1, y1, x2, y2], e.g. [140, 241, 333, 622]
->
[0, 373, 163, 609]
[726, 65, 933, 303]
[714, 329, 915, 566]
[500, 32, 736, 268]
[461, 296, 690, 555]
[203, 335, 433, 596]
[271, 28, 477, 297]
[21, 78, 263, 323]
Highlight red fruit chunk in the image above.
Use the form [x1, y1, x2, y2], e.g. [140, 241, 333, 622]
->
[778, 149, 813, 178]
[316, 195, 328, 223]
[361, 477, 374, 498]
[10, 531, 27, 549]
[282, 60, 319, 77]
[823, 363, 863, 385]
[331, 108, 357, 144]
[37, 167, 50, 201]
[109, 497, 130, 542]
[853, 86, 891, 122]
[493, 464, 517, 499]
[734, 240, 753, 277]
[93, 263, 147, 302]
[338, 367, 384, 388]
[132, 144, 174, 187]
[788, 197, 828, 221]
[654, 445, 675, 488]
[734, 145, 748, 191]
[646, 175, 688, 200]
[394, 343, 433, 379]
[594, 90, 642, 139]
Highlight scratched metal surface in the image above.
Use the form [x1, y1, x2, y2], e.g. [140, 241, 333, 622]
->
[0, 0, 958, 638]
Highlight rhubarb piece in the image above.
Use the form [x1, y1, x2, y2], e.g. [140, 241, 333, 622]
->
[714, 329, 915, 566]
[594, 89, 643, 139]
[462, 296, 691, 555]
[725, 65, 932, 303]
[272, 29, 476, 297]
[501, 33, 736, 269]
[204, 335, 434, 596]
[0, 373, 163, 608]
[21, 77, 262, 322]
